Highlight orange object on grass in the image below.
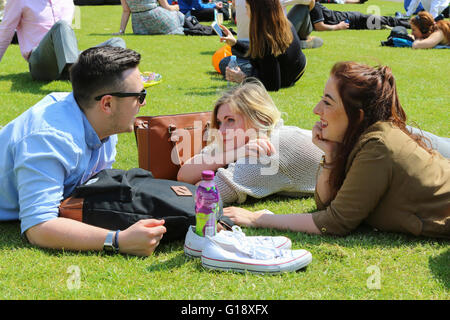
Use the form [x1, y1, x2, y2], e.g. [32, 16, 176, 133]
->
[212, 45, 232, 74]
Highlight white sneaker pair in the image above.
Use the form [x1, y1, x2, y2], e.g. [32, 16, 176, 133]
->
[184, 225, 312, 274]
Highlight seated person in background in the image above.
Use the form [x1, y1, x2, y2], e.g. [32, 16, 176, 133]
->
[410, 11, 450, 48]
[233, 0, 322, 49]
[310, 1, 411, 31]
[178, 0, 229, 22]
[115, 0, 185, 35]
[218, 0, 307, 91]
[0, 46, 166, 256]
[405, 0, 449, 19]
[0, 0, 125, 81]
[177, 79, 324, 204]
[224, 61, 450, 239]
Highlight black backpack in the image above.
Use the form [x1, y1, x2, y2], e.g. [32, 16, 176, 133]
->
[60, 168, 232, 243]
[183, 16, 215, 36]
[381, 26, 414, 47]
[183, 16, 237, 36]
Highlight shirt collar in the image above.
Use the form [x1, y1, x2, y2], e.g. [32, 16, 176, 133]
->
[67, 93, 110, 150]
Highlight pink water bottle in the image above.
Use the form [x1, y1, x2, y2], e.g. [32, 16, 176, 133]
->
[195, 170, 219, 237]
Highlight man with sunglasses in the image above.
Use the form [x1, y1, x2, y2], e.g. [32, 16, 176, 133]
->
[0, 46, 166, 257]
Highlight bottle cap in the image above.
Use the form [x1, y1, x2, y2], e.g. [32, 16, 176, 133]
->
[230, 55, 236, 62]
[201, 170, 215, 180]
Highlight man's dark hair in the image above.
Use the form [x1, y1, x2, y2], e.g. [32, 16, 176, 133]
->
[70, 46, 141, 109]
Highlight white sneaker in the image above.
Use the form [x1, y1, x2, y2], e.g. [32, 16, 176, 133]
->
[201, 234, 312, 274]
[184, 225, 292, 258]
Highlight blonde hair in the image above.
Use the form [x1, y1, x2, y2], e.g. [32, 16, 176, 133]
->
[211, 79, 281, 136]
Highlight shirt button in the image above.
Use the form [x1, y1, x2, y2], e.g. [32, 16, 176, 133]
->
[321, 227, 327, 233]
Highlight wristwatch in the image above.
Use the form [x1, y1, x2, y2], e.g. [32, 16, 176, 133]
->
[103, 230, 119, 253]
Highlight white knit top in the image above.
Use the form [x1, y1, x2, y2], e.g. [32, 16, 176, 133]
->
[201, 120, 324, 204]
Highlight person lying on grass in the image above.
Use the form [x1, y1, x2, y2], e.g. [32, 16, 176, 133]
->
[224, 61, 450, 239]
[177, 78, 324, 204]
[309, 1, 411, 31]
[409, 11, 450, 48]
[0, 47, 166, 256]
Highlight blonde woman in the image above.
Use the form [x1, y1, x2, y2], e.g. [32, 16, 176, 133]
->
[177, 79, 323, 204]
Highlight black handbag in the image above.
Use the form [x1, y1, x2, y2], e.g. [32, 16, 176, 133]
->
[59, 168, 233, 243]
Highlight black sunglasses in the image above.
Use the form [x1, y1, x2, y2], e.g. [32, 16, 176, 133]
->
[94, 89, 147, 104]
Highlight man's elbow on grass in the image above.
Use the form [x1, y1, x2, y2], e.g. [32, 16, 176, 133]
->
[24, 218, 62, 249]
[25, 223, 46, 247]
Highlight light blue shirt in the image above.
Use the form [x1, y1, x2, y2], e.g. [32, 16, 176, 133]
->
[0, 92, 118, 233]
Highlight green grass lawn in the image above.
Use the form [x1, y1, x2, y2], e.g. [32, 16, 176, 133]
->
[0, 1, 448, 300]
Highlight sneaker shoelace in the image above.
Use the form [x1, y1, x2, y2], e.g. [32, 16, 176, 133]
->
[212, 226, 291, 260]
[221, 226, 280, 248]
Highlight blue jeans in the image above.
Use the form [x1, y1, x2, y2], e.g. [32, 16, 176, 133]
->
[408, 126, 450, 158]
[219, 40, 255, 78]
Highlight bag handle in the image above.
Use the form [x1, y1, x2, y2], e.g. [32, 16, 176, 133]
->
[169, 121, 211, 166]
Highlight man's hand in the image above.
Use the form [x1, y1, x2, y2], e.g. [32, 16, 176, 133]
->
[119, 219, 166, 256]
[335, 21, 350, 30]
[25, 217, 166, 257]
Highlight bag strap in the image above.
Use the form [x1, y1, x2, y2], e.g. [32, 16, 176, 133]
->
[169, 120, 211, 166]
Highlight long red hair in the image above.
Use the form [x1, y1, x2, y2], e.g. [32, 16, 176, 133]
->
[327, 62, 433, 199]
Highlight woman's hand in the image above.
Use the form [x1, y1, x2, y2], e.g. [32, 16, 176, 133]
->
[170, 4, 179, 10]
[219, 25, 237, 47]
[225, 66, 246, 83]
[238, 138, 276, 159]
[312, 121, 339, 162]
[223, 207, 262, 227]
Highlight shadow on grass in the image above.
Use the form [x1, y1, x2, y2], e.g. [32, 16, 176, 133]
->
[184, 84, 228, 96]
[145, 250, 188, 272]
[429, 249, 450, 289]
[0, 72, 61, 95]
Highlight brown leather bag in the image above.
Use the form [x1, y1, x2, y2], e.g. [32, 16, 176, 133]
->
[133, 112, 212, 180]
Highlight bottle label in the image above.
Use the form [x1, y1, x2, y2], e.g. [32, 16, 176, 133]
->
[195, 205, 219, 237]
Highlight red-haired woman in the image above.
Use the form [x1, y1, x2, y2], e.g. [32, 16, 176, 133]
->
[410, 11, 450, 48]
[224, 61, 450, 239]
[218, 0, 307, 91]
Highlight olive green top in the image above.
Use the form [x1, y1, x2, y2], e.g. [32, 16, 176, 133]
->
[312, 121, 450, 239]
